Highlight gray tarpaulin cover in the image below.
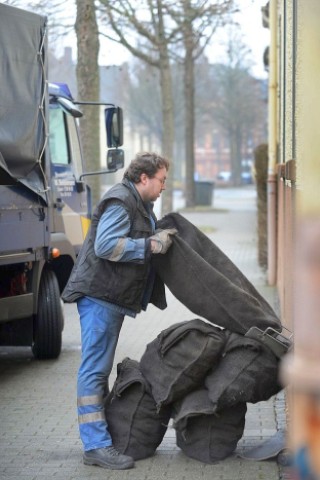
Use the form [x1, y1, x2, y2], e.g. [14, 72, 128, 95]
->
[0, 4, 48, 199]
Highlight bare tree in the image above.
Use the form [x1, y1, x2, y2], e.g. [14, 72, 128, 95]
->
[118, 60, 187, 186]
[98, 0, 234, 209]
[75, 0, 101, 208]
[124, 62, 163, 146]
[206, 29, 267, 185]
[98, 0, 178, 213]
[163, 0, 234, 206]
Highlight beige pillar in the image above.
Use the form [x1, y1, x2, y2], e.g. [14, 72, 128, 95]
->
[267, 0, 278, 285]
[281, 0, 320, 475]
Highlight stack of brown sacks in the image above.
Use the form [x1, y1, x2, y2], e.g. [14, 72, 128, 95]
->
[104, 213, 289, 463]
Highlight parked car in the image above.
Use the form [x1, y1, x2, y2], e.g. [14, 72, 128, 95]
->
[216, 171, 232, 186]
[216, 169, 253, 186]
[241, 169, 253, 185]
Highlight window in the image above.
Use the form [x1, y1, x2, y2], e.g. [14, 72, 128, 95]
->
[49, 108, 69, 165]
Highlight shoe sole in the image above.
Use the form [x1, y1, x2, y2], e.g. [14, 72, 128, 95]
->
[83, 457, 134, 470]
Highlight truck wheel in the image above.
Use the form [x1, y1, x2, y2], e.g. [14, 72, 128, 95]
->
[32, 269, 63, 359]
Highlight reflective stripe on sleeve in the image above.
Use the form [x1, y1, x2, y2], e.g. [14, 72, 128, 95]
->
[108, 238, 126, 261]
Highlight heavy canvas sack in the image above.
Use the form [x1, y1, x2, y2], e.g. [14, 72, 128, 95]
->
[104, 358, 171, 460]
[140, 319, 226, 410]
[173, 388, 247, 463]
[154, 213, 281, 335]
[205, 332, 282, 411]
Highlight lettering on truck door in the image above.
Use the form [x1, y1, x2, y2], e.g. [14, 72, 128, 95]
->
[49, 106, 90, 253]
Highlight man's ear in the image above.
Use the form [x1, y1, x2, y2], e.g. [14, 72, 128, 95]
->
[140, 173, 148, 185]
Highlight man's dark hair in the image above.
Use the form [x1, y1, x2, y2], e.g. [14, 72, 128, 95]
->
[124, 152, 170, 183]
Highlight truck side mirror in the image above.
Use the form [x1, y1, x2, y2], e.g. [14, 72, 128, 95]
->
[107, 149, 124, 170]
[105, 107, 123, 148]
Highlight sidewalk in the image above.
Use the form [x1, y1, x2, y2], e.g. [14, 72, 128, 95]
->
[0, 186, 288, 480]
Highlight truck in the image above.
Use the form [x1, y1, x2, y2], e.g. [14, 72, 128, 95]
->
[0, 4, 124, 359]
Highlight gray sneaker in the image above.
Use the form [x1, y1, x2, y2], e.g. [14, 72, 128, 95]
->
[83, 446, 134, 470]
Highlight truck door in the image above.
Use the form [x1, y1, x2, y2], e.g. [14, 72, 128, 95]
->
[49, 105, 90, 255]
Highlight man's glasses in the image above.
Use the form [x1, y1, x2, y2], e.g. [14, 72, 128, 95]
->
[153, 176, 166, 185]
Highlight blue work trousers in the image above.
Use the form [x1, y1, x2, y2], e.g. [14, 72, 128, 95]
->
[77, 297, 124, 451]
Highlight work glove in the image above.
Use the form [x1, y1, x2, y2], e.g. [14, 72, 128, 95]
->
[149, 228, 178, 254]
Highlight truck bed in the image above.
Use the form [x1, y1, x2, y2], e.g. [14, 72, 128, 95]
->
[0, 185, 49, 265]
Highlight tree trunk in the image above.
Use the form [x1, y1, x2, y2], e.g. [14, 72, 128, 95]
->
[157, 0, 174, 215]
[184, 3, 195, 207]
[230, 126, 242, 185]
[75, 0, 101, 209]
[254, 143, 268, 269]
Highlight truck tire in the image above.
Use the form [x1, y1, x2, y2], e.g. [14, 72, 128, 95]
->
[32, 269, 63, 359]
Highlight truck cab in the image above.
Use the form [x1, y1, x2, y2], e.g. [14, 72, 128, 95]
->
[47, 81, 124, 297]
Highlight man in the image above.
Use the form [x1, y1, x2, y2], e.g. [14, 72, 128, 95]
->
[62, 152, 177, 470]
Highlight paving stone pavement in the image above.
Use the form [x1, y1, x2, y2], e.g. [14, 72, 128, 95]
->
[0, 186, 290, 480]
